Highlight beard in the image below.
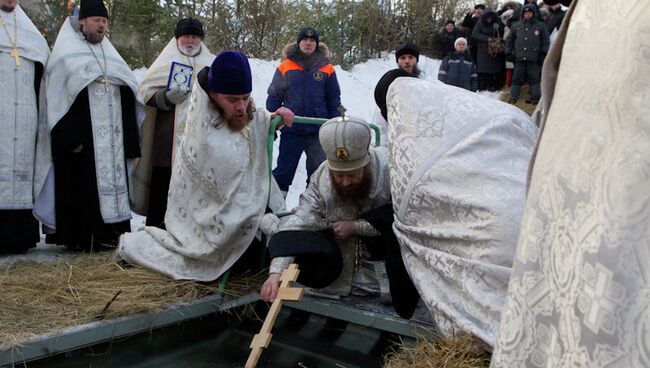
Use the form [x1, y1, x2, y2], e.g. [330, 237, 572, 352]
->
[212, 98, 253, 132]
[83, 29, 105, 44]
[332, 166, 372, 202]
[179, 44, 200, 56]
[0, 4, 16, 12]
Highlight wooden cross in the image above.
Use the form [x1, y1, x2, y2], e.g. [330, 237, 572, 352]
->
[245, 264, 304, 368]
[10, 47, 20, 67]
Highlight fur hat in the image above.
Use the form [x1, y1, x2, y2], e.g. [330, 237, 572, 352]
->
[474, 4, 486, 10]
[79, 0, 108, 20]
[445, 19, 455, 26]
[175, 18, 205, 40]
[207, 51, 252, 95]
[500, 9, 515, 23]
[296, 27, 319, 46]
[395, 42, 420, 62]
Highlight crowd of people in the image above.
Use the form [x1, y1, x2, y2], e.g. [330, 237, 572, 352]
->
[3, 0, 649, 364]
[436, 0, 562, 104]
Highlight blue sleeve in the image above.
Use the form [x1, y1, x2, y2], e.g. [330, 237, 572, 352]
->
[438, 58, 449, 83]
[325, 69, 342, 118]
[266, 68, 286, 112]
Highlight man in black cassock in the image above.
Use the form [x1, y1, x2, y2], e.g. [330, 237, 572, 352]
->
[35, 0, 140, 252]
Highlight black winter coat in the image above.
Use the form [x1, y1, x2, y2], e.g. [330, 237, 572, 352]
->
[545, 7, 565, 33]
[436, 28, 464, 57]
[472, 11, 505, 74]
[506, 17, 550, 63]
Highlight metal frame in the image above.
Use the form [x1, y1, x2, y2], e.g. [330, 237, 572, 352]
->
[0, 292, 259, 366]
[285, 296, 435, 339]
[267, 116, 381, 177]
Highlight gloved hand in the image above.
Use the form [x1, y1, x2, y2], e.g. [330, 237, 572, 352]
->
[259, 213, 280, 236]
[505, 53, 514, 62]
[165, 85, 189, 105]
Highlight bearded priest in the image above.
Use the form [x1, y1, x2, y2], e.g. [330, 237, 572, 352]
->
[132, 18, 214, 229]
[117, 51, 294, 281]
[34, 0, 141, 252]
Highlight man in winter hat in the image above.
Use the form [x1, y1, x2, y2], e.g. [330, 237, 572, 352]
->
[436, 19, 463, 58]
[34, 0, 142, 251]
[505, 3, 550, 104]
[118, 51, 295, 282]
[395, 41, 421, 76]
[368, 42, 422, 148]
[266, 26, 342, 198]
[132, 18, 214, 229]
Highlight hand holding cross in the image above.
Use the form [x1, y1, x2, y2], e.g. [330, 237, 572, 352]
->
[245, 264, 304, 368]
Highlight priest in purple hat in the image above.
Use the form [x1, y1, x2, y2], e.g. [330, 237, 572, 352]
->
[118, 51, 295, 282]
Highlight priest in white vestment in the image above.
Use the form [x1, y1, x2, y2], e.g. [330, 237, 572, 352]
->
[260, 117, 421, 319]
[117, 51, 293, 282]
[34, 0, 141, 252]
[0, 0, 49, 254]
[374, 71, 537, 347]
[491, 1, 650, 366]
[132, 18, 214, 228]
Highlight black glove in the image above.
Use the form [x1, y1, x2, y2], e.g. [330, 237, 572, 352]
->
[505, 54, 514, 62]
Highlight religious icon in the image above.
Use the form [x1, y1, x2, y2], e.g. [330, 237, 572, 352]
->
[167, 61, 193, 92]
[336, 147, 349, 160]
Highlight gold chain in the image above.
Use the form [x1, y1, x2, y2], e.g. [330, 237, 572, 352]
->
[239, 125, 253, 165]
[0, 10, 17, 48]
[86, 41, 108, 75]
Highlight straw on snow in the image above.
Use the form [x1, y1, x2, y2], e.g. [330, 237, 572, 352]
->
[0, 252, 263, 348]
[384, 333, 492, 368]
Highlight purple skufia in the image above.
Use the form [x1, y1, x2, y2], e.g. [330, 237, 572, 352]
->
[207, 51, 252, 95]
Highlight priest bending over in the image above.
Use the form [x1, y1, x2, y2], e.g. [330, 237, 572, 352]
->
[117, 51, 293, 281]
[260, 117, 420, 319]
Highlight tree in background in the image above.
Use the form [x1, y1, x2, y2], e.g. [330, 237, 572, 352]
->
[20, 0, 475, 69]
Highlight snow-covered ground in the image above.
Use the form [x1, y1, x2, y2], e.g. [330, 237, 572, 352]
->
[249, 54, 497, 209]
[3, 54, 499, 265]
[253, 53, 446, 209]
[134, 53, 453, 211]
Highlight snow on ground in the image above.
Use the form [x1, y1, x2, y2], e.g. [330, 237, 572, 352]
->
[250, 53, 445, 209]
[3, 54, 500, 264]
[137, 53, 500, 210]
[136, 54, 449, 211]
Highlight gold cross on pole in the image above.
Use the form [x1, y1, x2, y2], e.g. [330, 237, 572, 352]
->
[245, 264, 304, 368]
[10, 47, 20, 67]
